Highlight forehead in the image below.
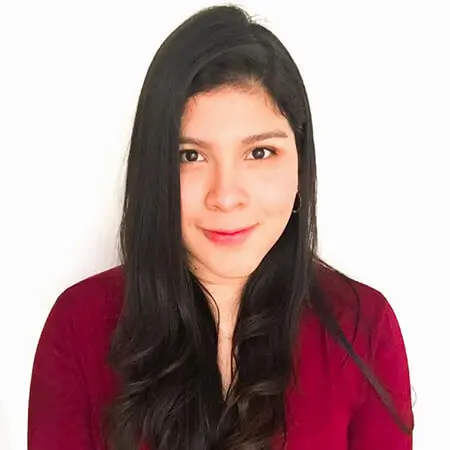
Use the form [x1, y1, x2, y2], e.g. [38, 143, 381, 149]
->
[181, 86, 291, 136]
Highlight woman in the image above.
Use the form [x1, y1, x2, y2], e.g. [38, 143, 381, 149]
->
[28, 4, 413, 450]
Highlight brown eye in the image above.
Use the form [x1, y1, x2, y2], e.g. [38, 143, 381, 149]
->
[248, 147, 276, 160]
[179, 150, 205, 163]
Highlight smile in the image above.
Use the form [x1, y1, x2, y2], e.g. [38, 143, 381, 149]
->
[201, 225, 257, 245]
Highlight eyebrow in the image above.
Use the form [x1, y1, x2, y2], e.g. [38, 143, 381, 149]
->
[179, 129, 289, 148]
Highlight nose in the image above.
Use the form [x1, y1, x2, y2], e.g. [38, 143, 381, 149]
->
[205, 163, 248, 212]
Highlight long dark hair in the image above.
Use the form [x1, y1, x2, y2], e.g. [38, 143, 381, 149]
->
[104, 5, 412, 449]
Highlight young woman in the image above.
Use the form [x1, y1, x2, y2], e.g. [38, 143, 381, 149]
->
[28, 5, 414, 450]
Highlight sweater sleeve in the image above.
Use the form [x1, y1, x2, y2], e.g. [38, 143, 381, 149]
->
[28, 290, 95, 450]
[348, 300, 414, 450]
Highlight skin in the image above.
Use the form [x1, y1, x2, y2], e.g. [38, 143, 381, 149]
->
[179, 84, 299, 392]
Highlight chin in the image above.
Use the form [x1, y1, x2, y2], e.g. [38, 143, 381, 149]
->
[209, 257, 263, 280]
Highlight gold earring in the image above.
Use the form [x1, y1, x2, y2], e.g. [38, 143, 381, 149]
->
[292, 192, 302, 214]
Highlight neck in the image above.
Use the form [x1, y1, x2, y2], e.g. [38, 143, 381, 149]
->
[198, 280, 243, 336]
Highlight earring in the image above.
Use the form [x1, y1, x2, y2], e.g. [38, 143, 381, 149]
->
[292, 192, 302, 214]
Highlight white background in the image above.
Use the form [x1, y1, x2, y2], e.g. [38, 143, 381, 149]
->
[1, 1, 448, 449]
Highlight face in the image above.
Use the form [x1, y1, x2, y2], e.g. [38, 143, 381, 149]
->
[179, 85, 299, 288]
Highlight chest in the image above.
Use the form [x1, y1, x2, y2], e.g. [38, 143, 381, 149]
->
[214, 339, 354, 449]
[89, 319, 360, 450]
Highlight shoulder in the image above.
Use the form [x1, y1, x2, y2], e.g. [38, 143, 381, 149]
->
[304, 261, 412, 407]
[50, 265, 124, 323]
[30, 266, 126, 443]
[311, 261, 405, 359]
[314, 261, 390, 318]
[40, 265, 125, 351]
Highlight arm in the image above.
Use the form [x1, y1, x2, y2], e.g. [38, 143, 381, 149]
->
[28, 291, 95, 450]
[348, 301, 414, 450]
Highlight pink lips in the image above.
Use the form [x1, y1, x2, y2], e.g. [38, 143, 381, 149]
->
[202, 225, 256, 245]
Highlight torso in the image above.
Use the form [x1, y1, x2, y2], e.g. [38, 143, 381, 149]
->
[43, 264, 410, 450]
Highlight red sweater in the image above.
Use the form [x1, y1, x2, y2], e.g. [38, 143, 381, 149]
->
[28, 265, 413, 449]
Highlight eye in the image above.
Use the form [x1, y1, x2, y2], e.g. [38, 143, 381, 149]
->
[246, 147, 277, 160]
[179, 150, 206, 163]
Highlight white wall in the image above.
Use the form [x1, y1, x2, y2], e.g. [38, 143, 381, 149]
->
[1, 1, 448, 448]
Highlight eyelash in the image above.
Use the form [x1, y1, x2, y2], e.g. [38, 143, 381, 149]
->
[179, 147, 277, 164]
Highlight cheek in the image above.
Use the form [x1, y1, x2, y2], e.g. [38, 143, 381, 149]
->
[180, 174, 203, 225]
[253, 172, 298, 214]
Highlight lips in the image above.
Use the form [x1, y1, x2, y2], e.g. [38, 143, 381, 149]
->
[204, 226, 254, 235]
[201, 225, 256, 245]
